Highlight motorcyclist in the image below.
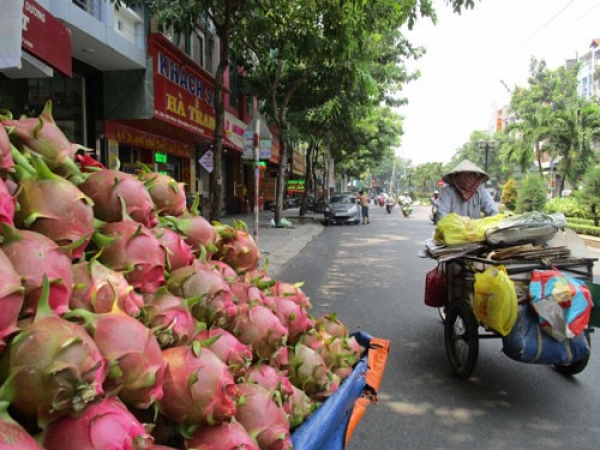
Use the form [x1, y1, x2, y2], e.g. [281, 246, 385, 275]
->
[430, 190, 440, 224]
[431, 191, 440, 206]
[398, 191, 412, 207]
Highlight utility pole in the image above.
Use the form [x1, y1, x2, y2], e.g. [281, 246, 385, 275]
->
[389, 157, 396, 193]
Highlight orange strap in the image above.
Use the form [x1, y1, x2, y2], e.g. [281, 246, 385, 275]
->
[345, 337, 391, 446]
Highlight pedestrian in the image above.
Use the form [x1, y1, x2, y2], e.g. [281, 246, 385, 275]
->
[358, 190, 370, 224]
[437, 160, 498, 220]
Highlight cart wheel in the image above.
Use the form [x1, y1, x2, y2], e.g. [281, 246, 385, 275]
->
[553, 330, 591, 376]
[444, 301, 479, 378]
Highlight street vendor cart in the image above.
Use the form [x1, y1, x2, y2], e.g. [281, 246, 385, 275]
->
[423, 213, 599, 379]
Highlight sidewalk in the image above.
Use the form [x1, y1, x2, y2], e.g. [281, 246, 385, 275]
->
[219, 208, 325, 280]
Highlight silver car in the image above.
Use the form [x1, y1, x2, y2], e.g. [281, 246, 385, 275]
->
[324, 194, 361, 226]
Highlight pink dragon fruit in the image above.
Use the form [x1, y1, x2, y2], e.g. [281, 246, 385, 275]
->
[68, 308, 166, 409]
[272, 296, 314, 343]
[159, 344, 240, 426]
[142, 289, 198, 348]
[79, 169, 158, 228]
[42, 396, 154, 450]
[94, 219, 166, 294]
[0, 248, 24, 353]
[151, 226, 194, 271]
[314, 312, 348, 338]
[0, 178, 15, 226]
[184, 420, 259, 450]
[13, 155, 94, 259]
[0, 100, 83, 180]
[229, 280, 276, 312]
[208, 259, 238, 279]
[0, 400, 43, 449]
[214, 220, 260, 274]
[5, 276, 107, 425]
[288, 343, 340, 401]
[270, 281, 312, 309]
[284, 385, 319, 429]
[229, 304, 288, 362]
[0, 124, 15, 173]
[71, 258, 144, 316]
[163, 203, 217, 257]
[192, 327, 253, 379]
[310, 330, 361, 380]
[0, 225, 72, 317]
[138, 168, 186, 217]
[245, 363, 294, 402]
[234, 383, 293, 450]
[167, 264, 238, 328]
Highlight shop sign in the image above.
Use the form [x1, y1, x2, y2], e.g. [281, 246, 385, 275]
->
[22, 0, 72, 77]
[199, 149, 214, 173]
[287, 179, 305, 193]
[149, 33, 216, 138]
[105, 121, 193, 158]
[224, 112, 246, 151]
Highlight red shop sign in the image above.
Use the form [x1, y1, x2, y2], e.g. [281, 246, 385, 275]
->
[149, 34, 216, 138]
[22, 0, 72, 77]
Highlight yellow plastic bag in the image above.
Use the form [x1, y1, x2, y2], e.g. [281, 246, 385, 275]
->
[434, 213, 504, 246]
[473, 265, 518, 336]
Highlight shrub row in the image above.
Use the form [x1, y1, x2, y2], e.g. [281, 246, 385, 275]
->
[566, 222, 600, 237]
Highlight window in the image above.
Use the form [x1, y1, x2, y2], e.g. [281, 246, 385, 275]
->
[191, 31, 205, 67]
[205, 37, 214, 73]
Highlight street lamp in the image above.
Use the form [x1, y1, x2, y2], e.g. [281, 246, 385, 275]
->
[478, 139, 495, 174]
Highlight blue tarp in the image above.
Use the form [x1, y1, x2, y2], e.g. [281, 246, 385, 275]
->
[290, 331, 373, 450]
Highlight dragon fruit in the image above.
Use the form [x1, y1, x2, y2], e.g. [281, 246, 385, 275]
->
[13, 155, 94, 259]
[159, 344, 240, 427]
[138, 168, 186, 217]
[270, 281, 312, 309]
[0, 249, 24, 353]
[272, 296, 314, 343]
[5, 276, 107, 425]
[142, 290, 198, 348]
[42, 396, 154, 450]
[284, 385, 319, 429]
[68, 308, 166, 409]
[192, 327, 253, 379]
[214, 220, 260, 274]
[229, 280, 276, 311]
[245, 363, 294, 402]
[0, 100, 83, 180]
[208, 259, 238, 279]
[288, 343, 340, 401]
[314, 312, 348, 338]
[229, 304, 288, 362]
[234, 383, 293, 450]
[0, 401, 43, 449]
[151, 226, 194, 271]
[184, 419, 259, 450]
[163, 200, 217, 256]
[0, 124, 14, 173]
[0, 225, 72, 317]
[79, 169, 158, 228]
[167, 264, 238, 328]
[71, 258, 144, 316]
[94, 219, 166, 294]
[0, 178, 15, 226]
[310, 331, 361, 380]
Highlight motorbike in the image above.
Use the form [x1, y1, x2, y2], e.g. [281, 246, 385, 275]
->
[385, 199, 395, 214]
[400, 202, 413, 217]
[430, 202, 440, 224]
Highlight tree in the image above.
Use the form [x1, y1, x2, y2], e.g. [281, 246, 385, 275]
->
[501, 179, 518, 211]
[516, 174, 547, 213]
[575, 165, 600, 226]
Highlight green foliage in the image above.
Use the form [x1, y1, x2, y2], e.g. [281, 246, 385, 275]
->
[516, 174, 547, 213]
[543, 197, 591, 219]
[566, 222, 600, 237]
[501, 179, 518, 211]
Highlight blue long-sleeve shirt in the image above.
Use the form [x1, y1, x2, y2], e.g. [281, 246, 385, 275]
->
[438, 184, 498, 219]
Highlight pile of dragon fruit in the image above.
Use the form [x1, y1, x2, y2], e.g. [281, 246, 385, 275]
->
[0, 100, 364, 450]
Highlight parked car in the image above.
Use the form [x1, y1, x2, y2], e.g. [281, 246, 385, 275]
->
[324, 194, 361, 226]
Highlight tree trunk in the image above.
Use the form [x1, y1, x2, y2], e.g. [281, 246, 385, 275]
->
[299, 142, 314, 216]
[274, 131, 289, 226]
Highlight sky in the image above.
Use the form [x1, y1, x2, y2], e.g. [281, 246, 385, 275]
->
[397, 0, 600, 166]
